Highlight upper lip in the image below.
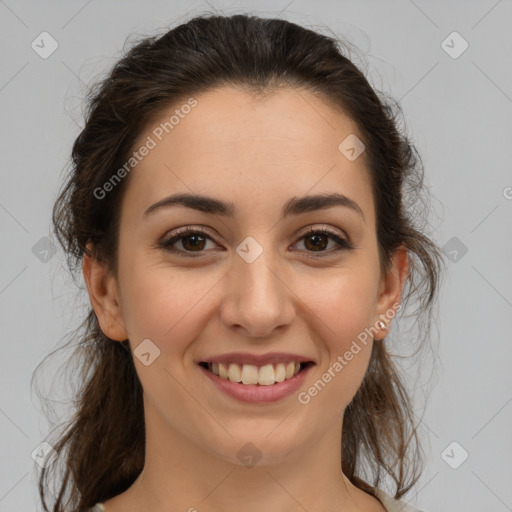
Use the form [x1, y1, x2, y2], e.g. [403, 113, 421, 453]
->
[198, 352, 315, 366]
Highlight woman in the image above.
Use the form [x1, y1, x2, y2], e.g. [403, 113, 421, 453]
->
[37, 13, 444, 512]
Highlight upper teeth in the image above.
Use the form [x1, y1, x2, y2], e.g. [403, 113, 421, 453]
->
[207, 362, 302, 385]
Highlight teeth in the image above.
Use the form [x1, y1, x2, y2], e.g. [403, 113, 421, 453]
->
[275, 363, 286, 383]
[241, 364, 259, 385]
[218, 362, 228, 379]
[227, 363, 242, 382]
[286, 362, 295, 379]
[207, 361, 306, 385]
[258, 364, 275, 385]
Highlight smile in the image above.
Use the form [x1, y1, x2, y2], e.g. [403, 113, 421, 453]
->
[199, 361, 314, 386]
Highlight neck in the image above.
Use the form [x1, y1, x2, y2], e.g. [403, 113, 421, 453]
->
[116, 407, 374, 512]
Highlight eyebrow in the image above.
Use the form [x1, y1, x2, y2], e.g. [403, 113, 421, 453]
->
[143, 192, 366, 224]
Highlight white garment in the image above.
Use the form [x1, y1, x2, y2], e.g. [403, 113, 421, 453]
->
[89, 488, 424, 511]
[374, 487, 424, 511]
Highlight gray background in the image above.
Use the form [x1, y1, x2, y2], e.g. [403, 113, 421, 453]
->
[1, 1, 511, 511]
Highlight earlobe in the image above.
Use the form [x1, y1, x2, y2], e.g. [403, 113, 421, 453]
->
[82, 250, 128, 342]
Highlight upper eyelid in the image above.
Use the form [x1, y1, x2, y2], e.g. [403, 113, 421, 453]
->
[163, 224, 348, 241]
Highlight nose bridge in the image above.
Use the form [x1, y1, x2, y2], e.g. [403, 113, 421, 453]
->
[221, 236, 294, 337]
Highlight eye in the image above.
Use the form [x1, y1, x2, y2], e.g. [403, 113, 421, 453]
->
[159, 225, 354, 258]
[292, 226, 354, 256]
[159, 227, 218, 258]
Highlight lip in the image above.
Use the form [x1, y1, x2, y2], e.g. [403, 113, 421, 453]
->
[198, 361, 314, 403]
[196, 351, 315, 366]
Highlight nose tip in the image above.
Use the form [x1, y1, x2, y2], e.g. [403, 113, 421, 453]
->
[219, 259, 295, 338]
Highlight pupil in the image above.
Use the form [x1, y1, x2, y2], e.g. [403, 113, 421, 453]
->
[306, 234, 327, 251]
[183, 235, 205, 251]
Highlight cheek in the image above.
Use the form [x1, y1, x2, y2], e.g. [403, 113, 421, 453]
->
[118, 257, 220, 348]
[304, 267, 379, 346]
[298, 270, 378, 405]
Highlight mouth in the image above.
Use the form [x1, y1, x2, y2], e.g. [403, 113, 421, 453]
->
[198, 361, 315, 386]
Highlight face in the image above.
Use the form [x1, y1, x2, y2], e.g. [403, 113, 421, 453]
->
[84, 85, 407, 466]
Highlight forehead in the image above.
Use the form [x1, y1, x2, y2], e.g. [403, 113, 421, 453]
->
[122, 86, 374, 225]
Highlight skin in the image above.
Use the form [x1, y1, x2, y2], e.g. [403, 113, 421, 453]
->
[83, 85, 408, 512]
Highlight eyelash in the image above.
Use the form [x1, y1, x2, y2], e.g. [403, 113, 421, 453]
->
[159, 226, 354, 259]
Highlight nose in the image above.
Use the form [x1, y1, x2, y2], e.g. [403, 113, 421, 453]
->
[218, 249, 295, 339]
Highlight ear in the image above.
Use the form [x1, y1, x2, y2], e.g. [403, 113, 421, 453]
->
[374, 245, 409, 340]
[82, 246, 128, 341]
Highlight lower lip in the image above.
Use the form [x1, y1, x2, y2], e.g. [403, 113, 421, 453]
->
[198, 364, 313, 403]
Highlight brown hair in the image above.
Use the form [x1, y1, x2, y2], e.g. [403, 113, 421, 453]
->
[34, 12, 445, 512]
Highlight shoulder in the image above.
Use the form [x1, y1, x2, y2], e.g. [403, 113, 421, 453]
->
[88, 493, 426, 512]
[373, 487, 425, 512]
[86, 505, 105, 512]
